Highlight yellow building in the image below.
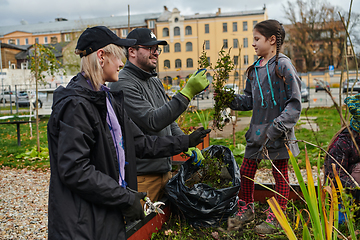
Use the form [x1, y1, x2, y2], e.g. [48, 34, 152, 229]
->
[155, 7, 267, 86]
[0, 7, 267, 85]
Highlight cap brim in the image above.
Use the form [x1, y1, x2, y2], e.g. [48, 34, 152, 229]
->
[141, 40, 168, 46]
[115, 38, 137, 47]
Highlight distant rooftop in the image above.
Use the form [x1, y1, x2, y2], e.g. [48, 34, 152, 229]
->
[0, 12, 161, 37]
[158, 9, 266, 22]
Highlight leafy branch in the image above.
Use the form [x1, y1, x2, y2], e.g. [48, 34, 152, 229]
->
[198, 43, 235, 130]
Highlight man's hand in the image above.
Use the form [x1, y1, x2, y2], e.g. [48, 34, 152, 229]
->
[180, 69, 209, 100]
[188, 127, 211, 147]
[185, 147, 204, 166]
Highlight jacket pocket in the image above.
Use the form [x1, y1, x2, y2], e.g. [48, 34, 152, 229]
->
[246, 123, 270, 148]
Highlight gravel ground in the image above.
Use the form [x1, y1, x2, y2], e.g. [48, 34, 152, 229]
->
[0, 167, 324, 239]
[0, 168, 49, 240]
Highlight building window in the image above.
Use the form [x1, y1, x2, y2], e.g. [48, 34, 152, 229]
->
[207, 57, 210, 65]
[186, 58, 193, 68]
[223, 39, 228, 49]
[175, 59, 182, 68]
[163, 45, 170, 53]
[254, 55, 258, 62]
[244, 55, 249, 65]
[186, 42, 192, 52]
[243, 21, 248, 31]
[163, 28, 169, 37]
[25, 38, 28, 45]
[185, 26, 192, 35]
[223, 23, 227, 32]
[174, 27, 180, 36]
[233, 22, 238, 32]
[16, 39, 20, 45]
[65, 34, 70, 42]
[175, 43, 181, 52]
[233, 39, 238, 48]
[205, 24, 209, 33]
[121, 29, 128, 37]
[234, 56, 238, 65]
[243, 38, 248, 48]
[44, 36, 48, 44]
[51, 36, 58, 44]
[35, 38, 39, 44]
[235, 71, 239, 80]
[253, 20, 258, 27]
[148, 20, 155, 29]
[164, 60, 170, 69]
[205, 40, 210, 50]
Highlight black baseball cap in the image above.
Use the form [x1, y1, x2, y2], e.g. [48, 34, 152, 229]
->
[126, 28, 167, 46]
[75, 26, 137, 58]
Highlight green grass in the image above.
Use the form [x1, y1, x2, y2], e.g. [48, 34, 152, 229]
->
[0, 116, 50, 169]
[0, 107, 345, 171]
[210, 106, 345, 169]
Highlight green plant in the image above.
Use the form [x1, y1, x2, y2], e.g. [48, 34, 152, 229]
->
[16, 145, 49, 161]
[264, 146, 359, 240]
[198, 44, 235, 130]
[29, 43, 64, 152]
[185, 150, 232, 189]
[194, 110, 210, 129]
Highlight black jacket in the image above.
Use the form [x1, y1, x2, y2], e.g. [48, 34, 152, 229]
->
[47, 73, 189, 239]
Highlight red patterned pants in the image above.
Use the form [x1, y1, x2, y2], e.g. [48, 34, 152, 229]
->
[240, 157, 290, 210]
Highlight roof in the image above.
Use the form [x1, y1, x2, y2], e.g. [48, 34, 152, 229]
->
[0, 12, 161, 37]
[157, 9, 266, 22]
[0, 42, 30, 51]
[15, 42, 70, 60]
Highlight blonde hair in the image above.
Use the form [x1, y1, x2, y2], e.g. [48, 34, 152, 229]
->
[79, 44, 125, 90]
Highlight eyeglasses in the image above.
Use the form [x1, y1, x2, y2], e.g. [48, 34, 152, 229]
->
[137, 46, 162, 55]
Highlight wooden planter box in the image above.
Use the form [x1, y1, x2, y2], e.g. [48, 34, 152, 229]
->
[171, 133, 210, 164]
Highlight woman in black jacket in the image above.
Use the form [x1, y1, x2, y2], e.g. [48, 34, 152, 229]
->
[47, 26, 209, 240]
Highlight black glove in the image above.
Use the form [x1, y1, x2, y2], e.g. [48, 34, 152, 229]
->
[122, 190, 147, 222]
[188, 127, 211, 147]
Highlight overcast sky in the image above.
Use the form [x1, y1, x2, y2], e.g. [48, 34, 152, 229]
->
[0, 0, 358, 27]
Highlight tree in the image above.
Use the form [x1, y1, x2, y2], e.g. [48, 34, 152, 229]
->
[29, 43, 63, 152]
[283, 0, 359, 72]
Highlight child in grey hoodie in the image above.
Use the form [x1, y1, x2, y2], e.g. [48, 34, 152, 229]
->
[227, 19, 302, 235]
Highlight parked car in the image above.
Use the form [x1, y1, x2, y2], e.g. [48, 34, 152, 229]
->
[301, 81, 309, 102]
[194, 88, 210, 100]
[315, 79, 330, 92]
[343, 78, 360, 93]
[166, 85, 181, 98]
[0, 91, 16, 103]
[223, 83, 240, 94]
[17, 91, 46, 108]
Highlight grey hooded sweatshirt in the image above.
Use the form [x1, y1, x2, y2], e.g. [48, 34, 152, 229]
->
[230, 53, 301, 159]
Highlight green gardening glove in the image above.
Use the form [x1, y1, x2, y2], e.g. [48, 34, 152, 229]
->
[180, 69, 209, 100]
[184, 147, 204, 166]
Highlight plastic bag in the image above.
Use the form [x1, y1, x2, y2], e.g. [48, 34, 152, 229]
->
[165, 145, 241, 228]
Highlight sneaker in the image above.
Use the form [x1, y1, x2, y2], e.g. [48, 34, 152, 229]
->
[254, 209, 281, 234]
[227, 200, 255, 231]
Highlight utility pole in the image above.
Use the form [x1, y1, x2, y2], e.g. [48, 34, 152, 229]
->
[128, 5, 130, 35]
[0, 43, 3, 109]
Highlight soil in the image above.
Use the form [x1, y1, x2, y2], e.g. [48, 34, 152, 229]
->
[151, 201, 296, 239]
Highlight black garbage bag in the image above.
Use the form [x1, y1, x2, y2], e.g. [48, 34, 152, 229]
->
[165, 145, 241, 228]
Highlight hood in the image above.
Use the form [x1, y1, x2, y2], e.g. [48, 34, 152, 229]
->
[52, 73, 107, 109]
